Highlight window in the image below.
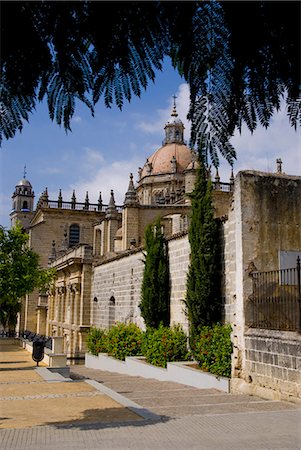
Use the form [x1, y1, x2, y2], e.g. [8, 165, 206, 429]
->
[279, 250, 301, 285]
[69, 224, 80, 247]
[22, 200, 28, 210]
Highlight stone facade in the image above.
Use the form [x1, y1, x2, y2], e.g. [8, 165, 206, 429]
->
[226, 171, 301, 401]
[92, 233, 191, 333]
[47, 245, 93, 358]
[92, 250, 145, 330]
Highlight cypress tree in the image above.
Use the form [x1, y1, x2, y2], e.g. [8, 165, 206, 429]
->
[140, 218, 170, 328]
[185, 155, 220, 338]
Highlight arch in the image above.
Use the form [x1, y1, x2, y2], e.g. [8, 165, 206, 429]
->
[69, 224, 80, 247]
[22, 200, 28, 210]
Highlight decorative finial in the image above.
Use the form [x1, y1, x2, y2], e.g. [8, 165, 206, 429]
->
[23, 165, 27, 179]
[124, 173, 138, 206]
[84, 191, 90, 210]
[105, 189, 118, 218]
[98, 192, 103, 211]
[71, 190, 76, 209]
[230, 167, 234, 185]
[276, 158, 282, 174]
[58, 189, 63, 208]
[171, 95, 178, 117]
[109, 189, 115, 206]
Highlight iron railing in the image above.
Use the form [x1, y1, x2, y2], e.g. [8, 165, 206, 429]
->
[247, 257, 301, 332]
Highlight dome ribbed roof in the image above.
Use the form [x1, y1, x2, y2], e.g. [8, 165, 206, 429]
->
[17, 178, 32, 187]
[141, 143, 193, 178]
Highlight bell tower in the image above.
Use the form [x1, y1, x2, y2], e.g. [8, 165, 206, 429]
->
[10, 166, 35, 231]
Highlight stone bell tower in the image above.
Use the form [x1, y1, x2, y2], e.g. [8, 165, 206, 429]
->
[10, 166, 35, 231]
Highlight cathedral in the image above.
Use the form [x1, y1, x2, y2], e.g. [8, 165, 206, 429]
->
[11, 104, 233, 356]
[10, 105, 301, 403]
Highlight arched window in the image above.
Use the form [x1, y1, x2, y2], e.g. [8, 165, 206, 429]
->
[22, 200, 28, 210]
[109, 296, 116, 328]
[69, 224, 80, 247]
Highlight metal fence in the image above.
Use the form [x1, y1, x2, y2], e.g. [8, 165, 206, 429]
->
[247, 257, 301, 332]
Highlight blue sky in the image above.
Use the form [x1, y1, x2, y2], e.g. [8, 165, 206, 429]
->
[1, 59, 300, 228]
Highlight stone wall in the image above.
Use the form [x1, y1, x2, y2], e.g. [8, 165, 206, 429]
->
[168, 234, 190, 332]
[229, 171, 301, 401]
[92, 250, 145, 329]
[92, 234, 192, 331]
[243, 329, 301, 401]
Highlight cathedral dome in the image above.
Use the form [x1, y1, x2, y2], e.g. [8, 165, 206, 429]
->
[17, 178, 32, 187]
[140, 97, 193, 178]
[141, 143, 193, 177]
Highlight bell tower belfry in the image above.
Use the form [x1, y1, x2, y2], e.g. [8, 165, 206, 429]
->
[10, 166, 35, 231]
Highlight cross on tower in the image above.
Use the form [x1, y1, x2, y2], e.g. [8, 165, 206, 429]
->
[171, 95, 178, 117]
[23, 165, 27, 178]
[276, 158, 283, 174]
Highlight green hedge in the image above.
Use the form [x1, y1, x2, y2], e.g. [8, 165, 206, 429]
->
[142, 324, 190, 368]
[191, 323, 232, 377]
[106, 322, 143, 361]
[86, 327, 107, 356]
[87, 323, 232, 377]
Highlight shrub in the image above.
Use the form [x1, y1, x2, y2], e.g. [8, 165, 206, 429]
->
[142, 324, 190, 368]
[86, 327, 108, 355]
[106, 322, 143, 361]
[192, 323, 232, 377]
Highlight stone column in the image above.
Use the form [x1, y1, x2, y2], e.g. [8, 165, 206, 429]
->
[69, 285, 75, 326]
[72, 283, 81, 357]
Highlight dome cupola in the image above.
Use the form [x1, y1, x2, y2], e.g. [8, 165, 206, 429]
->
[163, 96, 185, 145]
[137, 97, 195, 206]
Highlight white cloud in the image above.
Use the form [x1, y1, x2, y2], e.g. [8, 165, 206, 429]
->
[136, 83, 191, 138]
[61, 156, 143, 206]
[83, 147, 105, 165]
[229, 103, 301, 178]
[71, 115, 82, 123]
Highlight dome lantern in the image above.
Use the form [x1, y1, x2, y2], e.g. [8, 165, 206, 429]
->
[163, 95, 185, 145]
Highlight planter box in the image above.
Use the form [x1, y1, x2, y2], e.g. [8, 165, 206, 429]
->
[85, 352, 128, 375]
[167, 361, 230, 392]
[126, 356, 170, 382]
[85, 353, 230, 393]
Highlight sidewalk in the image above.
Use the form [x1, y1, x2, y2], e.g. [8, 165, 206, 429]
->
[0, 339, 143, 429]
[1, 339, 301, 449]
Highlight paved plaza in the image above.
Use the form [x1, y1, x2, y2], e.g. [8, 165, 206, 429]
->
[0, 339, 300, 449]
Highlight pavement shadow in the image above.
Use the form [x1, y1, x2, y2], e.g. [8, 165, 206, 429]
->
[0, 366, 37, 371]
[46, 407, 171, 430]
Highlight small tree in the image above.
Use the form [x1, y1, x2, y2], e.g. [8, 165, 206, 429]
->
[140, 218, 170, 328]
[185, 155, 221, 338]
[0, 224, 56, 332]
